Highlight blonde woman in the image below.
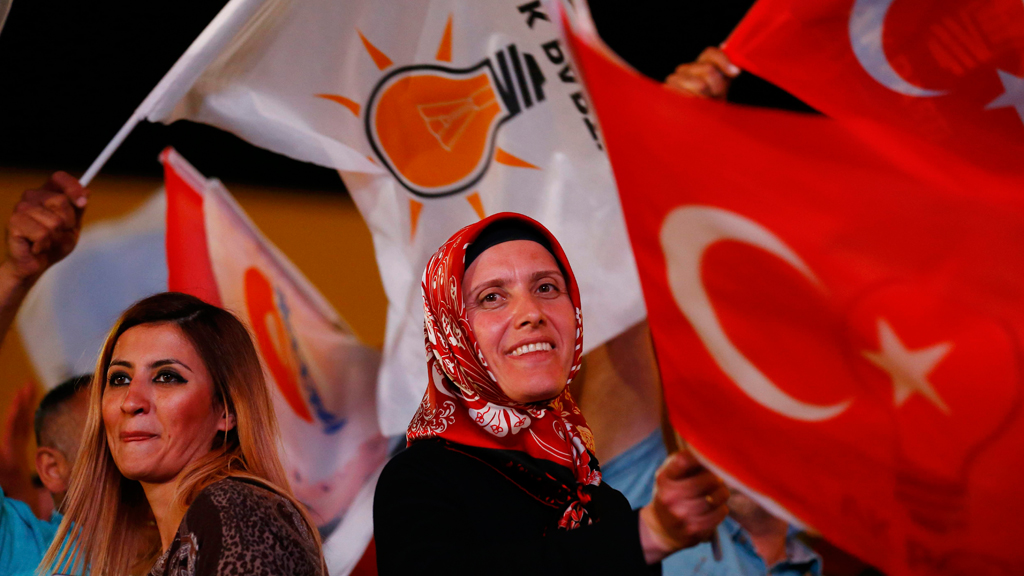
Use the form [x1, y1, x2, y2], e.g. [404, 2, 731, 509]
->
[41, 292, 325, 576]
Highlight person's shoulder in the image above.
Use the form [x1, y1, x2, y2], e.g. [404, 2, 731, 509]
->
[0, 487, 61, 541]
[0, 490, 63, 575]
[378, 438, 493, 488]
[190, 477, 310, 536]
[188, 478, 321, 575]
[194, 476, 290, 509]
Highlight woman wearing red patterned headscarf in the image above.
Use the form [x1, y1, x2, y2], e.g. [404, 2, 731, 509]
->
[374, 213, 728, 574]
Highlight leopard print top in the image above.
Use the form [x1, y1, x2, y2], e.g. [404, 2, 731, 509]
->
[149, 478, 321, 576]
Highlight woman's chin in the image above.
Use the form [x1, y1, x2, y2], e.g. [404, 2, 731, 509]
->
[117, 466, 158, 483]
[114, 457, 174, 484]
[499, 374, 568, 404]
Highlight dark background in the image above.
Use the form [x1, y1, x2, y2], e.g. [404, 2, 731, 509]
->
[0, 0, 807, 193]
[0, 0, 344, 190]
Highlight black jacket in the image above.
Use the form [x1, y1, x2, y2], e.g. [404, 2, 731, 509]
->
[373, 438, 659, 575]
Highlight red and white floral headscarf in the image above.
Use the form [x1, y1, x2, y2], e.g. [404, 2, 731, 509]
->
[408, 212, 600, 530]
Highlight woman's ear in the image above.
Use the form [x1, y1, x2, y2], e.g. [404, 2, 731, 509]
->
[218, 410, 237, 433]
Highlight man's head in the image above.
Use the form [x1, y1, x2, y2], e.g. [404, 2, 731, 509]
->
[34, 374, 91, 507]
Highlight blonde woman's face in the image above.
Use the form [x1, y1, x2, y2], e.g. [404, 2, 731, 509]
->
[102, 323, 233, 485]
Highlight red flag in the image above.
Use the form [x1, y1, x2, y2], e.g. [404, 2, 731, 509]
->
[573, 26, 1024, 576]
[724, 0, 1024, 174]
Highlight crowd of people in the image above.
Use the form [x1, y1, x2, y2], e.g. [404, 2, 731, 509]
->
[0, 48, 846, 576]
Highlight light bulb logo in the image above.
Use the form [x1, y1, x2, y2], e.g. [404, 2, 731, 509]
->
[418, 83, 498, 152]
[364, 44, 545, 198]
[317, 16, 547, 212]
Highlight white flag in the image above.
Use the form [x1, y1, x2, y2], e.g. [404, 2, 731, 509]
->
[140, 0, 645, 435]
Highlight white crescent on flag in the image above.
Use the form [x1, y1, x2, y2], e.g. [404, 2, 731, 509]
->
[849, 0, 947, 97]
[660, 205, 853, 422]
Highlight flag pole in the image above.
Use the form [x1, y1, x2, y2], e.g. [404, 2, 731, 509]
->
[660, 408, 723, 561]
[76, 0, 269, 187]
[79, 112, 144, 187]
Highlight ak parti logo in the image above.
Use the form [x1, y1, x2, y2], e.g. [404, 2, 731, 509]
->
[317, 16, 546, 200]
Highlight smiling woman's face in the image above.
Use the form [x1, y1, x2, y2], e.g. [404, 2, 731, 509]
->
[101, 323, 231, 485]
[463, 240, 576, 403]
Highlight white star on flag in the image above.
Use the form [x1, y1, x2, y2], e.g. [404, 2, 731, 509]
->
[862, 319, 952, 414]
[985, 69, 1024, 126]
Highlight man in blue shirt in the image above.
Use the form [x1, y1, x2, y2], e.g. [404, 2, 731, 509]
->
[0, 483, 63, 575]
[603, 430, 823, 576]
[0, 172, 90, 575]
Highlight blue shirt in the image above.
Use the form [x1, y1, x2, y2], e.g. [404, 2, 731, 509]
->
[0, 487, 63, 576]
[601, 431, 822, 576]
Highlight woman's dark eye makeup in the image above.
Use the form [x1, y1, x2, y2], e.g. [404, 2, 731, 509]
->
[106, 369, 188, 387]
[154, 370, 187, 384]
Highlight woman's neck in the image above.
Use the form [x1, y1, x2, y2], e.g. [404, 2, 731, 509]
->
[141, 478, 187, 552]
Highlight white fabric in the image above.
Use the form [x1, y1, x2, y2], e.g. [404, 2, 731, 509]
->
[143, 0, 646, 436]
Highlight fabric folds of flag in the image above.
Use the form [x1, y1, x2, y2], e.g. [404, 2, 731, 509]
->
[129, 0, 644, 435]
[724, 0, 1024, 174]
[572, 22, 1024, 576]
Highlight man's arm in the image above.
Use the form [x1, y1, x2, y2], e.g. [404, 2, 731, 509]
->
[0, 172, 88, 517]
[0, 171, 88, 346]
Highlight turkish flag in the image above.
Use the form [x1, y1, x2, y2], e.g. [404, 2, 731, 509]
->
[724, 0, 1024, 174]
[572, 23, 1024, 576]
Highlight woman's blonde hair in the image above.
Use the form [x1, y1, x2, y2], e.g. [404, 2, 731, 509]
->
[41, 292, 325, 575]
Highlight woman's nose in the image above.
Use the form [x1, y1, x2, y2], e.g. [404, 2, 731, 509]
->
[513, 295, 545, 328]
[120, 383, 151, 415]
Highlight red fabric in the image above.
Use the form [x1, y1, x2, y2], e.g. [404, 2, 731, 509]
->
[162, 147, 222, 306]
[573, 30, 1024, 576]
[724, 0, 1024, 174]
[407, 212, 600, 529]
[350, 538, 377, 576]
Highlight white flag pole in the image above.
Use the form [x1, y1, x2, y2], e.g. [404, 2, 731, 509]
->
[79, 113, 144, 187]
[78, 0, 271, 187]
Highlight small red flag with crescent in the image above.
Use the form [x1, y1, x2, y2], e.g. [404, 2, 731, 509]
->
[724, 0, 1024, 174]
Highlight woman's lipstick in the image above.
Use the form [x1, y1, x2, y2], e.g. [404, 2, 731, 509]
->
[120, 431, 157, 442]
